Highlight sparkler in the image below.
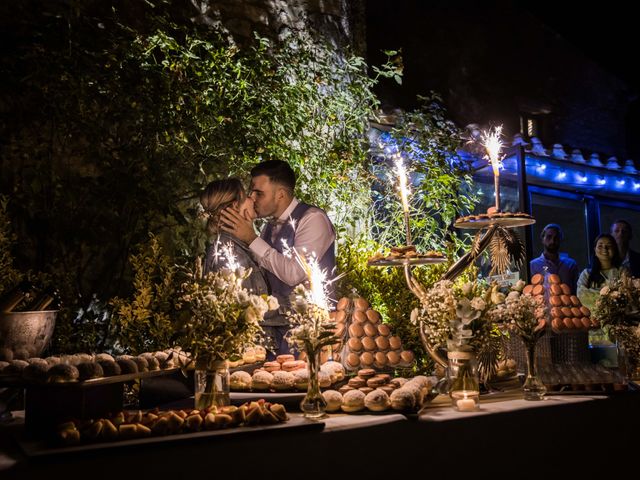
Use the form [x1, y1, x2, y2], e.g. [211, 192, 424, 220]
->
[393, 154, 412, 246]
[482, 126, 503, 212]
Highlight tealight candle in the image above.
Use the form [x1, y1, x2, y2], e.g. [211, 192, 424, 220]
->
[456, 397, 477, 412]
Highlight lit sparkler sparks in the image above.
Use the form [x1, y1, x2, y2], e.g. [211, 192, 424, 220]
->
[393, 153, 413, 245]
[481, 126, 504, 211]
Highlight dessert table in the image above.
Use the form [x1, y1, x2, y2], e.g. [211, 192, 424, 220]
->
[1, 388, 639, 480]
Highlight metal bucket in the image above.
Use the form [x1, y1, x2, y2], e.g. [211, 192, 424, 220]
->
[0, 310, 57, 359]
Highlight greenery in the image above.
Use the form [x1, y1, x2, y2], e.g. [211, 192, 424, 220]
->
[0, 196, 22, 297]
[109, 234, 178, 354]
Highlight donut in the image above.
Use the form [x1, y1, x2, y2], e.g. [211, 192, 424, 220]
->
[375, 336, 390, 351]
[322, 390, 343, 412]
[321, 361, 345, 381]
[230, 371, 252, 391]
[23, 359, 50, 382]
[352, 310, 367, 324]
[252, 371, 274, 391]
[347, 337, 363, 352]
[561, 284, 572, 296]
[361, 337, 376, 351]
[390, 377, 408, 388]
[292, 369, 309, 390]
[47, 363, 80, 383]
[353, 297, 370, 311]
[548, 274, 561, 284]
[276, 354, 295, 364]
[366, 309, 381, 324]
[318, 371, 332, 388]
[363, 323, 378, 337]
[364, 389, 391, 412]
[96, 360, 121, 376]
[263, 361, 281, 372]
[116, 358, 139, 374]
[76, 362, 104, 381]
[390, 388, 416, 411]
[531, 273, 544, 285]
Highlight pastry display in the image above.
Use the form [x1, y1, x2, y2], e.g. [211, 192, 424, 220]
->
[332, 295, 415, 372]
[522, 272, 596, 332]
[455, 210, 534, 226]
[368, 245, 446, 264]
[53, 401, 289, 445]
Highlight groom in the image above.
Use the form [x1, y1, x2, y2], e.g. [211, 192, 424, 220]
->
[220, 160, 336, 358]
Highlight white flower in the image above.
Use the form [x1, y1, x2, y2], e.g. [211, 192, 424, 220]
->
[491, 290, 506, 304]
[462, 282, 474, 296]
[470, 297, 486, 311]
[513, 280, 526, 292]
[506, 291, 521, 303]
[600, 286, 610, 296]
[245, 306, 259, 323]
[410, 308, 420, 325]
[266, 295, 279, 311]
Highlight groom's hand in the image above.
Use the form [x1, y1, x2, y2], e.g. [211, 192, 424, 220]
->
[220, 208, 258, 244]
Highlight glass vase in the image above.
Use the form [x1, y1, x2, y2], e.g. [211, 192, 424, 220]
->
[194, 358, 230, 410]
[522, 339, 546, 401]
[299, 349, 327, 419]
[447, 350, 480, 412]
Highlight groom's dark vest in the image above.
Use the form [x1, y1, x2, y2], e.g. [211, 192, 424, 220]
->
[261, 202, 336, 325]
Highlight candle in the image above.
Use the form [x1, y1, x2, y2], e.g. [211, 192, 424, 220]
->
[456, 397, 477, 412]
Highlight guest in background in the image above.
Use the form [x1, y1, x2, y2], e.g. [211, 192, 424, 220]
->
[610, 219, 640, 278]
[530, 223, 579, 293]
[576, 234, 624, 311]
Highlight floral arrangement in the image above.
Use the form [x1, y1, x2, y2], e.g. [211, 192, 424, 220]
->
[490, 281, 546, 346]
[286, 284, 337, 355]
[593, 273, 640, 372]
[176, 258, 278, 366]
[410, 279, 501, 352]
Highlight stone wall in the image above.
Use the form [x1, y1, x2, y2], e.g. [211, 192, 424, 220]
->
[189, 0, 366, 55]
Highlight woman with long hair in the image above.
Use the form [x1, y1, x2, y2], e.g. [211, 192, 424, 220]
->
[576, 233, 624, 310]
[200, 178, 269, 296]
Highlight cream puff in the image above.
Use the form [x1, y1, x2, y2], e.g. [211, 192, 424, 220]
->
[364, 389, 391, 412]
[322, 390, 343, 412]
[230, 371, 252, 391]
[341, 390, 366, 412]
[271, 371, 296, 391]
[390, 388, 416, 411]
[251, 370, 274, 391]
[292, 368, 309, 391]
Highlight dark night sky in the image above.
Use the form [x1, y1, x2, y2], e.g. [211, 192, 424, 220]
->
[522, 1, 638, 93]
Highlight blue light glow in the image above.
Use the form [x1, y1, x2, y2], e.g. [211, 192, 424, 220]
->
[557, 169, 567, 180]
[597, 176, 606, 185]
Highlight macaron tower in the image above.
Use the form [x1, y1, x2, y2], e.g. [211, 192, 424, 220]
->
[330, 295, 415, 372]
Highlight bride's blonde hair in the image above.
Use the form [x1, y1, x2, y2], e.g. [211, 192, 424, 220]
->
[200, 178, 245, 235]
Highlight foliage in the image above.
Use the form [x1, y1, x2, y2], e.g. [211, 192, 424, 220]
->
[109, 235, 179, 354]
[490, 281, 545, 345]
[0, 196, 22, 296]
[174, 258, 278, 364]
[0, 2, 396, 352]
[369, 93, 478, 252]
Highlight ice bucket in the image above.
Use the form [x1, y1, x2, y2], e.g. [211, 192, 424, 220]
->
[0, 310, 57, 359]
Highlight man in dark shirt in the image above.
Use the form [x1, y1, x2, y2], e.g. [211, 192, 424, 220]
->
[610, 219, 640, 278]
[529, 223, 579, 293]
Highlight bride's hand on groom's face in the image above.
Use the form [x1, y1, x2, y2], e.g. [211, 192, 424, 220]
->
[220, 207, 258, 244]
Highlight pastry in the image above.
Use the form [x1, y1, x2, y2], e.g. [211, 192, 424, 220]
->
[386, 351, 400, 366]
[23, 359, 50, 382]
[251, 370, 273, 391]
[366, 376, 387, 388]
[276, 354, 295, 364]
[399, 350, 415, 366]
[389, 377, 408, 388]
[339, 385, 355, 394]
[242, 348, 257, 364]
[374, 351, 388, 368]
[352, 310, 367, 324]
[336, 297, 350, 311]
[230, 371, 252, 391]
[254, 345, 267, 362]
[341, 390, 366, 412]
[47, 363, 80, 383]
[375, 336, 390, 351]
[131, 356, 149, 372]
[318, 371, 332, 388]
[358, 387, 374, 395]
[321, 361, 345, 381]
[76, 361, 104, 381]
[357, 368, 376, 379]
[263, 361, 281, 372]
[271, 371, 295, 391]
[364, 323, 377, 337]
[153, 351, 172, 368]
[97, 360, 121, 376]
[292, 369, 309, 390]
[348, 323, 364, 338]
[95, 353, 115, 363]
[346, 352, 360, 368]
[353, 297, 370, 311]
[322, 390, 343, 412]
[282, 360, 305, 372]
[362, 337, 376, 351]
[348, 377, 367, 388]
[116, 358, 139, 374]
[377, 324, 390, 336]
[366, 309, 381, 324]
[364, 389, 391, 412]
[389, 336, 402, 350]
